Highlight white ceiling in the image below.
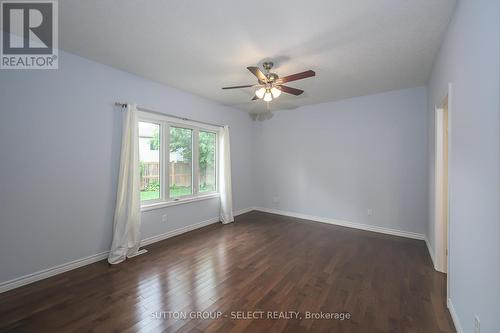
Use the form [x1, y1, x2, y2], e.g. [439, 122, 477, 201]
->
[59, 0, 455, 113]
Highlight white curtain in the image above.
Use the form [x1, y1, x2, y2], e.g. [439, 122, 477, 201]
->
[219, 125, 234, 223]
[108, 104, 142, 264]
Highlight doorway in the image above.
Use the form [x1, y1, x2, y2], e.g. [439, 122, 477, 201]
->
[435, 93, 449, 275]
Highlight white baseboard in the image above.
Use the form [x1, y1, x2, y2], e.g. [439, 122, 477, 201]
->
[141, 206, 252, 247]
[234, 207, 254, 216]
[255, 207, 439, 288]
[447, 298, 463, 333]
[0, 251, 109, 293]
[141, 216, 220, 247]
[0, 207, 253, 294]
[254, 207, 426, 240]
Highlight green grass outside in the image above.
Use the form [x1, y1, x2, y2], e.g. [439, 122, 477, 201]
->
[141, 184, 216, 202]
[199, 184, 216, 193]
[140, 190, 161, 201]
[169, 186, 192, 197]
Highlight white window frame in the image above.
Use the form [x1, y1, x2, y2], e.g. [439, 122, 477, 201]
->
[137, 111, 219, 211]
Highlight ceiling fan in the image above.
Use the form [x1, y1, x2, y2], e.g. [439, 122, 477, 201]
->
[222, 62, 315, 102]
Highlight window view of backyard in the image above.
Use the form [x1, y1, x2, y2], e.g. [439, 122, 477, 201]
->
[139, 121, 160, 201]
[199, 131, 216, 193]
[139, 123, 217, 202]
[169, 127, 193, 198]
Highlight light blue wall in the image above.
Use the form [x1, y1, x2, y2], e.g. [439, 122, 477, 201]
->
[253, 87, 429, 235]
[0, 50, 254, 283]
[427, 0, 500, 331]
[1, 6, 498, 332]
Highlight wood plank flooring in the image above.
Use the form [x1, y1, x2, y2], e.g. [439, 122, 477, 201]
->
[0, 211, 456, 332]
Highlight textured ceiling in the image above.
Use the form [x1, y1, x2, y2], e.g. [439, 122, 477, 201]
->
[59, 0, 455, 112]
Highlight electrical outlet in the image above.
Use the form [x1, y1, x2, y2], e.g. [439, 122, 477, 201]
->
[162, 214, 167, 223]
[474, 315, 480, 333]
[367, 208, 373, 216]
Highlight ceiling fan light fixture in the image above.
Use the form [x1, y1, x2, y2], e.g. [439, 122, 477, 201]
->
[255, 87, 266, 99]
[263, 89, 273, 102]
[222, 63, 315, 106]
[271, 86, 281, 98]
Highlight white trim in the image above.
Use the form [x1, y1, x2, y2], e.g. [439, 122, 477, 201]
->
[432, 83, 452, 295]
[447, 298, 463, 333]
[254, 207, 426, 240]
[141, 192, 219, 212]
[140, 216, 220, 247]
[138, 111, 220, 209]
[136, 110, 220, 132]
[0, 207, 253, 294]
[434, 103, 448, 274]
[141, 205, 257, 247]
[0, 251, 109, 293]
[255, 207, 437, 274]
[233, 207, 254, 216]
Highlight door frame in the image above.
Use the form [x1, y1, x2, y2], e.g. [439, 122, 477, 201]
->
[434, 83, 452, 298]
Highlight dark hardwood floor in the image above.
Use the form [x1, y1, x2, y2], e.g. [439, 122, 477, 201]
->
[0, 211, 455, 333]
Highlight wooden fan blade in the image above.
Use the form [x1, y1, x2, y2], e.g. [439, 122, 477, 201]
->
[277, 70, 315, 84]
[279, 85, 304, 96]
[222, 84, 255, 89]
[247, 66, 267, 82]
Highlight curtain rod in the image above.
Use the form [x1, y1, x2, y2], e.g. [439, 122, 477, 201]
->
[115, 102, 226, 128]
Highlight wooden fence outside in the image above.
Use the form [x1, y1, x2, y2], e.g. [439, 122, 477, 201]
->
[140, 162, 160, 191]
[141, 162, 212, 190]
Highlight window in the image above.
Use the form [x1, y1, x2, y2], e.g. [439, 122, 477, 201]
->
[138, 112, 219, 207]
[139, 121, 161, 201]
[169, 127, 193, 198]
[199, 131, 216, 193]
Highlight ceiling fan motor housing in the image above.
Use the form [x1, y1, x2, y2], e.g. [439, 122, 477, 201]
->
[263, 61, 274, 71]
[262, 62, 279, 83]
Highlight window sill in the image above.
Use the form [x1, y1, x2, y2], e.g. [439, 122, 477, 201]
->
[141, 193, 220, 212]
